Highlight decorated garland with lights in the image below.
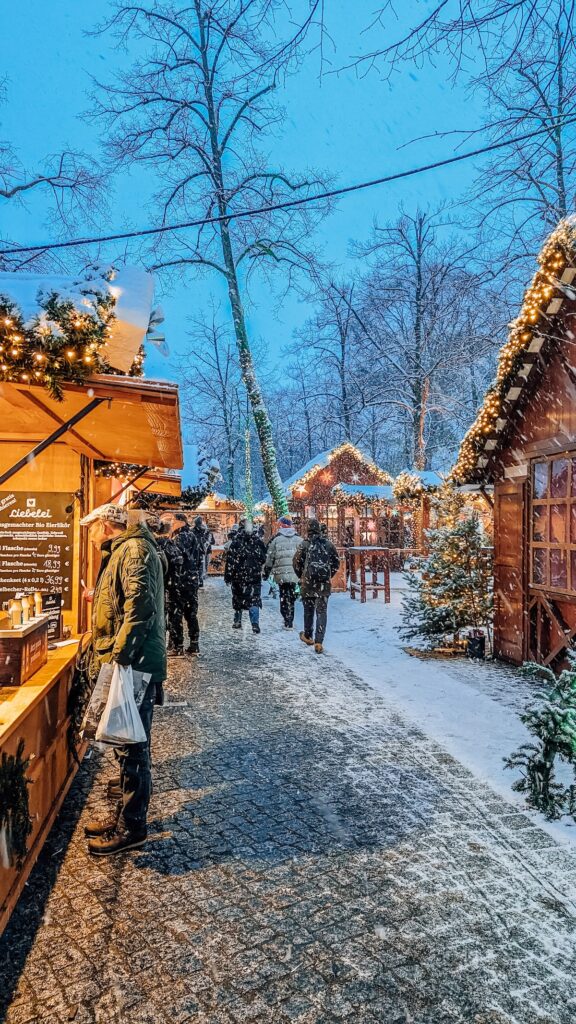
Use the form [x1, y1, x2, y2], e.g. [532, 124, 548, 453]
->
[453, 218, 576, 483]
[331, 484, 391, 510]
[0, 274, 144, 401]
[95, 460, 148, 479]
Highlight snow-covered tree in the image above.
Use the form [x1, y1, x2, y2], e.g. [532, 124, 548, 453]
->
[400, 504, 493, 648]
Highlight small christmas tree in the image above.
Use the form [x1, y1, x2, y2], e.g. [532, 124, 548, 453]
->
[400, 504, 492, 648]
[505, 657, 576, 820]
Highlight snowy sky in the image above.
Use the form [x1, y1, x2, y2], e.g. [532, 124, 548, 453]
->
[0, 1, 485, 384]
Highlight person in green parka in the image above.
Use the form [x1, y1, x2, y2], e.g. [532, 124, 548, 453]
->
[80, 503, 166, 857]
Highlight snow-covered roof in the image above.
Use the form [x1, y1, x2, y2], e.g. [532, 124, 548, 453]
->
[336, 483, 394, 501]
[0, 265, 155, 373]
[261, 443, 391, 504]
[396, 469, 444, 489]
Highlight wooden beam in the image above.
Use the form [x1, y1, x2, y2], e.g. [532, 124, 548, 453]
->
[18, 390, 107, 460]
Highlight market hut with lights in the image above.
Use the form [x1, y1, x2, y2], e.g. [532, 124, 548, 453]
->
[261, 443, 393, 542]
[453, 218, 576, 668]
[259, 443, 394, 590]
[0, 267, 183, 934]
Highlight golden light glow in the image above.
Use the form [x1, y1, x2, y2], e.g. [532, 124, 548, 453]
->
[453, 218, 576, 484]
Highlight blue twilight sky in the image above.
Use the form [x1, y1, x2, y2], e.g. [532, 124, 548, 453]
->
[0, 1, 486, 384]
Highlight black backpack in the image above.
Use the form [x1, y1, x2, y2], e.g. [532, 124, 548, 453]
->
[304, 537, 332, 584]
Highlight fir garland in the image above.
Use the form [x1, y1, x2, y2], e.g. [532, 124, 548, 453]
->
[0, 285, 144, 402]
[95, 460, 147, 479]
[0, 739, 33, 870]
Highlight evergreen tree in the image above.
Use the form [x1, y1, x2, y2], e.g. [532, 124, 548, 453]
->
[400, 509, 492, 647]
[505, 658, 576, 820]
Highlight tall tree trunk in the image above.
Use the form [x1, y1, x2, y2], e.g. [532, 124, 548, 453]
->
[412, 218, 426, 470]
[197, 4, 288, 515]
[244, 425, 254, 518]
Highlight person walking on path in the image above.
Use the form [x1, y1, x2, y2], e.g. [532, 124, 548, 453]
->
[151, 516, 183, 638]
[293, 518, 340, 654]
[193, 515, 208, 586]
[80, 504, 166, 856]
[224, 518, 267, 633]
[165, 512, 202, 656]
[264, 516, 301, 629]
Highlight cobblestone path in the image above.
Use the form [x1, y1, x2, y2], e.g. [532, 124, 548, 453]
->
[2, 581, 576, 1024]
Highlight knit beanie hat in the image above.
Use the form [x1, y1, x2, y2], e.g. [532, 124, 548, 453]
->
[277, 516, 293, 528]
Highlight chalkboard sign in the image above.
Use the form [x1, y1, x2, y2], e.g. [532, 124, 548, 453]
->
[0, 491, 74, 611]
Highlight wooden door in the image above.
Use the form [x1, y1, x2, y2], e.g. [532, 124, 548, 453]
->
[493, 480, 526, 664]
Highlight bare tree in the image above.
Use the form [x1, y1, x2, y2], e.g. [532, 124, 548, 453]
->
[352, 1, 576, 77]
[179, 314, 246, 498]
[354, 208, 505, 470]
[0, 83, 106, 271]
[468, 9, 576, 273]
[92, 1, 327, 515]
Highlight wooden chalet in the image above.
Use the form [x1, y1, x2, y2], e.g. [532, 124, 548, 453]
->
[454, 218, 576, 668]
[260, 443, 394, 546]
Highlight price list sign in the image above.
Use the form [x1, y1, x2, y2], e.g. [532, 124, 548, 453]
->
[0, 491, 74, 610]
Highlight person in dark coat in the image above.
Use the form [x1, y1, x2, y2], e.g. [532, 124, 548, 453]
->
[224, 518, 266, 633]
[151, 517, 183, 636]
[193, 515, 208, 586]
[80, 504, 166, 856]
[293, 518, 340, 654]
[166, 512, 202, 655]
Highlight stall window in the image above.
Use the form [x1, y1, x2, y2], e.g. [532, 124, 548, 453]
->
[530, 455, 576, 593]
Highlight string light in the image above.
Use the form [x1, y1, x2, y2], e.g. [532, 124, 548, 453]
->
[453, 218, 576, 484]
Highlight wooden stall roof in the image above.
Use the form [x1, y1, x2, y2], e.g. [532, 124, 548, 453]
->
[135, 470, 182, 496]
[261, 443, 392, 505]
[453, 217, 576, 486]
[0, 375, 183, 470]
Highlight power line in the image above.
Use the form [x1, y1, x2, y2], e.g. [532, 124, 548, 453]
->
[2, 116, 576, 258]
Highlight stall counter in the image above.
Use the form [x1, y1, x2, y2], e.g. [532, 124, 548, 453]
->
[0, 639, 88, 936]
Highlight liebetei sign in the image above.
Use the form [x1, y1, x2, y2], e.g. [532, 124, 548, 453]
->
[0, 492, 74, 610]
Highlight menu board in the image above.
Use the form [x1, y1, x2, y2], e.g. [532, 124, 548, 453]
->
[0, 491, 74, 610]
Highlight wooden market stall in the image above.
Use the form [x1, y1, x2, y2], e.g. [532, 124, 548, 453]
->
[261, 443, 393, 540]
[0, 374, 183, 934]
[195, 492, 245, 574]
[259, 444, 395, 592]
[453, 218, 576, 668]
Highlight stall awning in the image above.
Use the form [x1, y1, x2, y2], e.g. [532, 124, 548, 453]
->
[135, 471, 182, 497]
[0, 376, 183, 469]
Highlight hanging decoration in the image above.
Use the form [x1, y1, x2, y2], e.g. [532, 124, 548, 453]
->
[95, 460, 148, 480]
[0, 739, 33, 870]
[453, 218, 576, 484]
[0, 271, 146, 401]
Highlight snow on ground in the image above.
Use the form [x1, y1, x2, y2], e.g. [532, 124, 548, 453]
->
[275, 573, 576, 848]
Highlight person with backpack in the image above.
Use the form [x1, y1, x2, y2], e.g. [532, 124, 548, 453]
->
[164, 512, 202, 655]
[224, 518, 267, 633]
[293, 518, 340, 654]
[264, 516, 301, 629]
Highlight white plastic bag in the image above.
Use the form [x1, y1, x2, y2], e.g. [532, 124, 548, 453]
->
[95, 664, 147, 745]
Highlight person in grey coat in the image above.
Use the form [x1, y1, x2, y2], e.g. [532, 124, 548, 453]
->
[264, 516, 301, 628]
[293, 518, 340, 653]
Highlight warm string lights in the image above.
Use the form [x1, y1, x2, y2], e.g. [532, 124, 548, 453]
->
[0, 292, 117, 400]
[453, 218, 576, 483]
[94, 461, 147, 479]
[286, 443, 393, 498]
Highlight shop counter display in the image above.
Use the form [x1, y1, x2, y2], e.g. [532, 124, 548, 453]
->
[0, 639, 87, 936]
